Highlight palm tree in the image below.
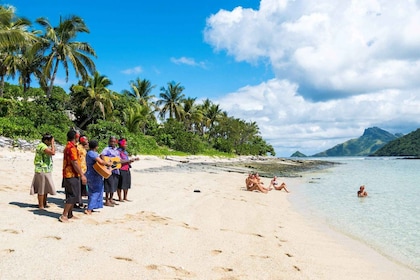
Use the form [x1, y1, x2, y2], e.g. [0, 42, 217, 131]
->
[0, 7, 35, 96]
[206, 103, 222, 129]
[206, 103, 223, 142]
[36, 15, 96, 98]
[16, 45, 46, 92]
[122, 103, 152, 133]
[182, 97, 203, 132]
[156, 81, 185, 120]
[122, 77, 156, 107]
[71, 71, 114, 128]
[0, 5, 36, 49]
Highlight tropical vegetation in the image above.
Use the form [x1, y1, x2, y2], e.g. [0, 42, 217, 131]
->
[372, 128, 420, 157]
[0, 5, 275, 156]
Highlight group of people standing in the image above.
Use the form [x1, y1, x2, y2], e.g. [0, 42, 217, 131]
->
[30, 129, 138, 223]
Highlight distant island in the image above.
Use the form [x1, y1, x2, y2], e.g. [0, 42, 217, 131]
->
[292, 127, 420, 157]
[290, 151, 307, 157]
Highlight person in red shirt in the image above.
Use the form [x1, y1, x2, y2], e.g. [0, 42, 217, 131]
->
[117, 138, 138, 202]
[59, 130, 87, 223]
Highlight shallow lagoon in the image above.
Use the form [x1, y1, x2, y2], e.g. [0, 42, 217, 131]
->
[289, 157, 420, 273]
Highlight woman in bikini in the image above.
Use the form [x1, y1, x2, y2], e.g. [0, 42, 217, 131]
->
[269, 176, 289, 192]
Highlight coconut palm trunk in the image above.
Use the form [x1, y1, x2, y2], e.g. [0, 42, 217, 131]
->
[46, 58, 60, 98]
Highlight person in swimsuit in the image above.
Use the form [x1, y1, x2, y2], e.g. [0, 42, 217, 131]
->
[245, 173, 269, 193]
[269, 176, 289, 192]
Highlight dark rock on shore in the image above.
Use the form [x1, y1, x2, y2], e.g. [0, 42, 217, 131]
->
[139, 157, 338, 178]
[215, 158, 338, 178]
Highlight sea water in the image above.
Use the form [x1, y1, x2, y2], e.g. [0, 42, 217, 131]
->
[288, 157, 420, 273]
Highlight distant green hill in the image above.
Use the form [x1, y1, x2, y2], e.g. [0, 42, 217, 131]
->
[312, 127, 400, 157]
[290, 151, 307, 157]
[371, 128, 420, 156]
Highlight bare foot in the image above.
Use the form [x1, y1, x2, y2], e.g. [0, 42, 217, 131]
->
[58, 215, 69, 223]
[84, 209, 92, 215]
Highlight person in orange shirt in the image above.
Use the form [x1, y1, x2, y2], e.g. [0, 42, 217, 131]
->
[75, 135, 89, 208]
[59, 130, 87, 223]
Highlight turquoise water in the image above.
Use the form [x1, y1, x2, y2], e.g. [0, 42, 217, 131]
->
[288, 157, 420, 272]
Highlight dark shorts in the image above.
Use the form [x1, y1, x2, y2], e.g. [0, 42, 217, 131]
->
[118, 170, 131, 190]
[62, 177, 81, 204]
[104, 173, 119, 193]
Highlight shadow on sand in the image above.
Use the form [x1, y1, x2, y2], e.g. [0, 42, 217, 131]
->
[9, 201, 62, 219]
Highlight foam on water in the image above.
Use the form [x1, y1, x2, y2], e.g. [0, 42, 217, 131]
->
[289, 157, 420, 272]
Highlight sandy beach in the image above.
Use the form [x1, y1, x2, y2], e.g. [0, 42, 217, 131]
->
[0, 148, 418, 280]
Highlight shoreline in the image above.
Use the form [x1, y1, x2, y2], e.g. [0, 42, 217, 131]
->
[289, 192, 420, 275]
[0, 148, 418, 279]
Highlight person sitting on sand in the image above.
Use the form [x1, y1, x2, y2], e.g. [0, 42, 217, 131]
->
[255, 173, 265, 186]
[357, 185, 368, 197]
[269, 176, 290, 192]
[246, 173, 269, 193]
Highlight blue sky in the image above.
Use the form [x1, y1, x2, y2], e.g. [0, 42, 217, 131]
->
[4, 0, 420, 156]
[4, 0, 266, 99]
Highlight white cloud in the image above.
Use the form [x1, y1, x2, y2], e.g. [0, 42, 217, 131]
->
[121, 66, 142, 75]
[205, 0, 420, 98]
[206, 0, 420, 156]
[217, 79, 420, 156]
[53, 77, 70, 87]
[170, 57, 207, 68]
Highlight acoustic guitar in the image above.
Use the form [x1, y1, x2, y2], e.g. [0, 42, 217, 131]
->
[93, 156, 121, 179]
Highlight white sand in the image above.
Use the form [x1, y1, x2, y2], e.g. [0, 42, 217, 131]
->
[0, 148, 418, 280]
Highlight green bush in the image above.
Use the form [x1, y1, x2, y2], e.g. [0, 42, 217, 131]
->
[0, 116, 39, 139]
[0, 98, 18, 117]
[86, 120, 129, 141]
[37, 124, 67, 144]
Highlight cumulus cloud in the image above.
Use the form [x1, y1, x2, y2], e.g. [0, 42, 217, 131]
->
[216, 79, 420, 156]
[121, 66, 142, 75]
[170, 57, 207, 68]
[206, 0, 420, 156]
